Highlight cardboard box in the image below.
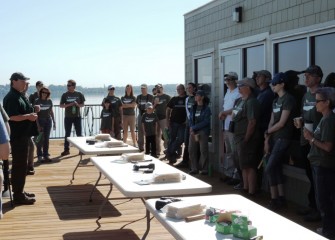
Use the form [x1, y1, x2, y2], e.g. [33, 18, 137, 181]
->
[216, 222, 232, 235]
[231, 213, 248, 228]
[232, 225, 257, 239]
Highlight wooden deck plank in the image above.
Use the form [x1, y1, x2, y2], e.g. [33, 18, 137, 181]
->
[0, 139, 320, 239]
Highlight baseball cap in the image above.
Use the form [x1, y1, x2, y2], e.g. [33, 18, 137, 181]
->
[302, 65, 323, 78]
[145, 102, 153, 109]
[10, 72, 30, 81]
[268, 72, 288, 85]
[108, 85, 115, 90]
[224, 72, 238, 80]
[195, 90, 206, 97]
[36, 81, 44, 86]
[254, 70, 272, 79]
[141, 84, 147, 89]
[237, 78, 256, 89]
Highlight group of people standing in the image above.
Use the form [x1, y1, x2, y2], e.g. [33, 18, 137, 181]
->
[219, 66, 335, 239]
[100, 83, 212, 176]
[0, 74, 85, 208]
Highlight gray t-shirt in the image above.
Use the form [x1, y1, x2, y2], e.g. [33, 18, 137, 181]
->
[271, 92, 296, 141]
[308, 112, 335, 169]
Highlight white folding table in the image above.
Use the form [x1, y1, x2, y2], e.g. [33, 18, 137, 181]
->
[90, 155, 212, 239]
[67, 137, 138, 182]
[145, 194, 327, 240]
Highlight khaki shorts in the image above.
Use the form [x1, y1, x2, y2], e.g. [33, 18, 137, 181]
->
[123, 115, 135, 132]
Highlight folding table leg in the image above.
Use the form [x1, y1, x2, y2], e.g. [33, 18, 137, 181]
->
[141, 198, 151, 240]
[89, 172, 102, 202]
[98, 183, 113, 219]
[71, 153, 83, 183]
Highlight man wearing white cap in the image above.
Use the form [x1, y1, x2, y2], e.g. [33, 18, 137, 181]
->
[136, 84, 154, 151]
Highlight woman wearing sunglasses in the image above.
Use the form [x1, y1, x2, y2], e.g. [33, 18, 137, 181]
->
[34, 86, 55, 163]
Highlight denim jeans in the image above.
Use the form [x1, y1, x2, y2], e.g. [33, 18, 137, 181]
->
[312, 165, 335, 237]
[37, 117, 52, 157]
[265, 138, 290, 186]
[64, 117, 82, 151]
[167, 122, 186, 157]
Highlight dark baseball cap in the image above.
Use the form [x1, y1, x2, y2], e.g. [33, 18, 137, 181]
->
[302, 65, 323, 78]
[10, 72, 30, 81]
[268, 72, 288, 85]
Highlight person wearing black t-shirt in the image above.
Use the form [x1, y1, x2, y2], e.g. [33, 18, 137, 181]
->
[166, 84, 187, 164]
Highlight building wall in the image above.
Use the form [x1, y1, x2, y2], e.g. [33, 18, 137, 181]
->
[184, 0, 335, 205]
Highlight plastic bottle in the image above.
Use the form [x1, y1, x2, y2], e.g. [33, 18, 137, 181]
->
[72, 105, 76, 115]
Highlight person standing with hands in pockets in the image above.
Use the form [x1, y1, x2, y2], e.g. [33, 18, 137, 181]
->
[60, 79, 85, 156]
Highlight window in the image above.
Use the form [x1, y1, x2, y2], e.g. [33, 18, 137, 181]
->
[313, 33, 335, 81]
[194, 56, 212, 100]
[274, 39, 307, 73]
[243, 45, 265, 77]
[194, 55, 213, 142]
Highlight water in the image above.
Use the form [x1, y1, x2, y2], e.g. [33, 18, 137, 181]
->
[2, 91, 177, 139]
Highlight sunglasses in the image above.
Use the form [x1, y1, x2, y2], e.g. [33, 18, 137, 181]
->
[41, 92, 49, 94]
[315, 99, 326, 103]
[67, 84, 74, 87]
[109, 88, 115, 90]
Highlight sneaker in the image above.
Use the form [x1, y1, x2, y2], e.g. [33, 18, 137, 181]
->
[227, 178, 240, 185]
[174, 162, 189, 169]
[24, 192, 36, 198]
[267, 199, 279, 211]
[233, 183, 243, 190]
[27, 167, 35, 175]
[304, 210, 321, 222]
[37, 156, 44, 163]
[14, 195, 36, 205]
[44, 156, 52, 162]
[296, 206, 312, 215]
[188, 170, 199, 175]
[61, 150, 70, 156]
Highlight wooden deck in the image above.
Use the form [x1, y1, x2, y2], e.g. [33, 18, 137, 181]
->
[0, 139, 321, 240]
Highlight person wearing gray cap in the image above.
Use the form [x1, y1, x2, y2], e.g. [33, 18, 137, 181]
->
[3, 72, 38, 205]
[136, 84, 154, 151]
[294, 65, 323, 221]
[232, 78, 261, 195]
[219, 72, 241, 184]
[303, 87, 335, 239]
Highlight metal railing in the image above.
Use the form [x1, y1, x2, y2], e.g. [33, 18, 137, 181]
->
[51, 104, 139, 139]
[51, 104, 103, 139]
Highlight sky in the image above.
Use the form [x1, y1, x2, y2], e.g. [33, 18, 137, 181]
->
[0, 0, 211, 88]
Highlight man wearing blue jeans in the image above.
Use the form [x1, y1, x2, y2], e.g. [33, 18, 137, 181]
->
[60, 79, 85, 156]
[166, 84, 187, 164]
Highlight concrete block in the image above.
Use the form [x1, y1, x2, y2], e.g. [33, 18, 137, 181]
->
[303, 1, 314, 16]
